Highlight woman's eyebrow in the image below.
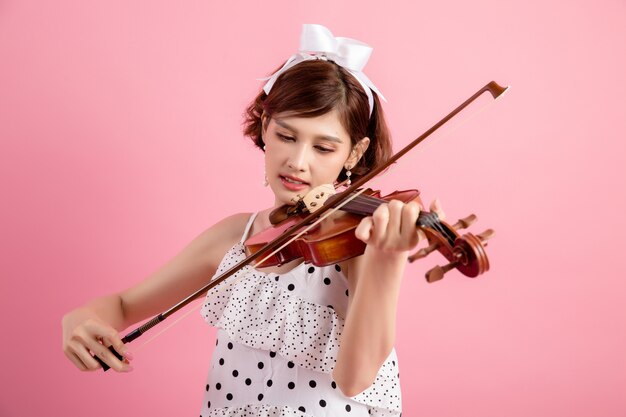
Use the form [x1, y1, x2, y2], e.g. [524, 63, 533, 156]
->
[275, 119, 343, 144]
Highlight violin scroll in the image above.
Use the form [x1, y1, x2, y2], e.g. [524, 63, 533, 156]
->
[408, 211, 495, 283]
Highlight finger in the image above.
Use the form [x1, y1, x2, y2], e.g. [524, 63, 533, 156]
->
[84, 321, 129, 359]
[64, 347, 89, 371]
[371, 203, 390, 245]
[416, 228, 427, 243]
[401, 201, 421, 249]
[101, 330, 133, 361]
[386, 200, 404, 239]
[80, 326, 132, 372]
[430, 198, 446, 221]
[70, 340, 105, 371]
[88, 339, 132, 373]
[354, 216, 374, 243]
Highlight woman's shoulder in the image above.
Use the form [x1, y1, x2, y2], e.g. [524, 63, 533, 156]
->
[203, 212, 254, 244]
[168, 212, 254, 279]
[114, 212, 256, 324]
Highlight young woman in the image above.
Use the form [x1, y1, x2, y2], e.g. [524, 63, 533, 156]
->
[62, 24, 444, 417]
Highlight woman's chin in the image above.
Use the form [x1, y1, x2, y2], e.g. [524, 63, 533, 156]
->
[268, 185, 292, 204]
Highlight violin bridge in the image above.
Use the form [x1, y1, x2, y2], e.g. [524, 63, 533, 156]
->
[302, 184, 336, 213]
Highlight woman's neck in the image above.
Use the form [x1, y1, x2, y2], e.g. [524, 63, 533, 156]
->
[245, 205, 304, 274]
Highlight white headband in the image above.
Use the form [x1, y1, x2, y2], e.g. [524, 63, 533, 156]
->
[260, 24, 387, 117]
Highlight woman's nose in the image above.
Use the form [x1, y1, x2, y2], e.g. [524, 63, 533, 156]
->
[287, 145, 309, 172]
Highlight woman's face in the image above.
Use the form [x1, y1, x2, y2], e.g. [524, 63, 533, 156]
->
[263, 109, 369, 207]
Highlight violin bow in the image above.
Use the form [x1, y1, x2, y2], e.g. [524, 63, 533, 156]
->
[95, 80, 509, 371]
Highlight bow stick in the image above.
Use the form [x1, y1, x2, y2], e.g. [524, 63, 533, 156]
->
[95, 80, 509, 371]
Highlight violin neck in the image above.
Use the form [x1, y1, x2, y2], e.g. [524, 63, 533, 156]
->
[339, 192, 433, 227]
[338, 191, 459, 247]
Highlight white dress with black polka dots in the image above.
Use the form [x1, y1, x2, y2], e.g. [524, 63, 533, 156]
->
[199, 212, 402, 417]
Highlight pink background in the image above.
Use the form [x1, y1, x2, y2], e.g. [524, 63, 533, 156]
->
[1, 1, 625, 416]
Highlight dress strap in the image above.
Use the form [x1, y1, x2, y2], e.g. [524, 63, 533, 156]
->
[239, 212, 259, 245]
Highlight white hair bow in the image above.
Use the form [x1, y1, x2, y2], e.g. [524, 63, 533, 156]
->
[261, 24, 386, 116]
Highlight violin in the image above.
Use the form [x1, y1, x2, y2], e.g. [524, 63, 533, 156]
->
[245, 187, 493, 283]
[94, 81, 508, 371]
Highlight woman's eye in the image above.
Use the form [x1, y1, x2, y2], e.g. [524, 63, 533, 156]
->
[276, 133, 332, 153]
[315, 146, 333, 153]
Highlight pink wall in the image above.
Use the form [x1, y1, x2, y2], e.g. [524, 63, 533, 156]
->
[1, 1, 625, 416]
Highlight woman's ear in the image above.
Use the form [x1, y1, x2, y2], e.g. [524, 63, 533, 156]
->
[347, 137, 370, 168]
[261, 112, 270, 135]
[260, 113, 271, 149]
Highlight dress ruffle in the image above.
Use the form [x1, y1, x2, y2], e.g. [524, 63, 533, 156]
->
[201, 243, 402, 416]
[202, 264, 343, 374]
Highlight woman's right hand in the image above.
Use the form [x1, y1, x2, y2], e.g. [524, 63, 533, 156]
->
[61, 308, 133, 372]
[59, 213, 251, 373]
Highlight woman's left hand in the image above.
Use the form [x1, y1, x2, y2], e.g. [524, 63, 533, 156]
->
[354, 198, 446, 257]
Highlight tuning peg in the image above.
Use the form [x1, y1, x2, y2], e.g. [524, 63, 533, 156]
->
[476, 229, 495, 245]
[452, 214, 477, 230]
[425, 251, 465, 283]
[408, 242, 439, 262]
[425, 259, 460, 283]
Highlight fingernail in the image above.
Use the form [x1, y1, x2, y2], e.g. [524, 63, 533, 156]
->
[124, 351, 134, 360]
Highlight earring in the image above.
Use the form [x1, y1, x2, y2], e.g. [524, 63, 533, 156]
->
[345, 166, 352, 186]
[262, 145, 269, 187]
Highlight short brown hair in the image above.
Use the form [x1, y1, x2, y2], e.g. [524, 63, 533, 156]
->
[243, 60, 392, 183]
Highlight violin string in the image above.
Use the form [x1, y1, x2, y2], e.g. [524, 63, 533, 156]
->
[344, 196, 384, 211]
[424, 212, 455, 245]
[426, 215, 449, 244]
[343, 194, 378, 214]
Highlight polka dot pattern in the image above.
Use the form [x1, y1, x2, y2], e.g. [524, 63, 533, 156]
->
[199, 213, 402, 417]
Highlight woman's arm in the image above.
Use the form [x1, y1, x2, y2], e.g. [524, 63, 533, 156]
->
[333, 247, 407, 397]
[333, 198, 444, 397]
[114, 212, 248, 327]
[61, 212, 250, 372]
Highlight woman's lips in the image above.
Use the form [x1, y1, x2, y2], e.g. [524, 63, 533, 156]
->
[279, 175, 309, 191]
